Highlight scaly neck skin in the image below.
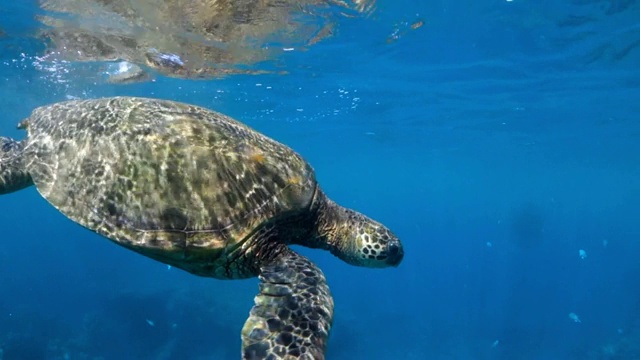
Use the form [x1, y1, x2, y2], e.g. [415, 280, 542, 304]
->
[302, 188, 348, 253]
[0, 138, 33, 195]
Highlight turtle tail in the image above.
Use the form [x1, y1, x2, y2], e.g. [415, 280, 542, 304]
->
[0, 137, 33, 194]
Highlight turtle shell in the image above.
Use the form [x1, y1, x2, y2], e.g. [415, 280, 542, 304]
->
[20, 97, 317, 277]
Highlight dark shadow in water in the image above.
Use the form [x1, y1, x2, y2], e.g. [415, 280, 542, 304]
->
[508, 202, 545, 249]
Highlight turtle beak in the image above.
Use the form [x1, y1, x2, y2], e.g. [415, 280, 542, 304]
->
[386, 240, 404, 267]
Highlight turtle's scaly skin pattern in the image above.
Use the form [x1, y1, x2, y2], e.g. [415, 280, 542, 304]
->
[20, 97, 316, 279]
[243, 248, 333, 360]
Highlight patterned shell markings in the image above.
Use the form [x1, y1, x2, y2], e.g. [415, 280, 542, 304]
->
[20, 98, 316, 274]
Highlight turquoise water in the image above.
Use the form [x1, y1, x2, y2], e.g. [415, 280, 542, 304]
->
[1, 1, 640, 359]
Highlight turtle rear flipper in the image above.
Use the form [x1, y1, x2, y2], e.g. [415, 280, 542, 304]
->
[242, 249, 333, 360]
[0, 137, 33, 195]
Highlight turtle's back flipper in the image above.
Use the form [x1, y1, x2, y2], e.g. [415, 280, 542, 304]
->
[0, 137, 33, 195]
[242, 249, 333, 360]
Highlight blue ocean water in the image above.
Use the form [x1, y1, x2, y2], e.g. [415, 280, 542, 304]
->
[1, 0, 639, 359]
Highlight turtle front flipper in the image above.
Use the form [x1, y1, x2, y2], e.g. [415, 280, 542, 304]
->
[242, 249, 333, 360]
[0, 137, 33, 195]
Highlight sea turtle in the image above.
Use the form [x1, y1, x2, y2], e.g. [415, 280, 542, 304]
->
[0, 97, 403, 359]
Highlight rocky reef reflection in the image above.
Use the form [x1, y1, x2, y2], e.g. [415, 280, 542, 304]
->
[36, 0, 375, 82]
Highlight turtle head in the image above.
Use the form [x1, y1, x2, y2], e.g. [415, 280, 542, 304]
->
[311, 190, 403, 268]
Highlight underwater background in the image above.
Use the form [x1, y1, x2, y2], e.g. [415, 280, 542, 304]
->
[1, 0, 639, 359]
